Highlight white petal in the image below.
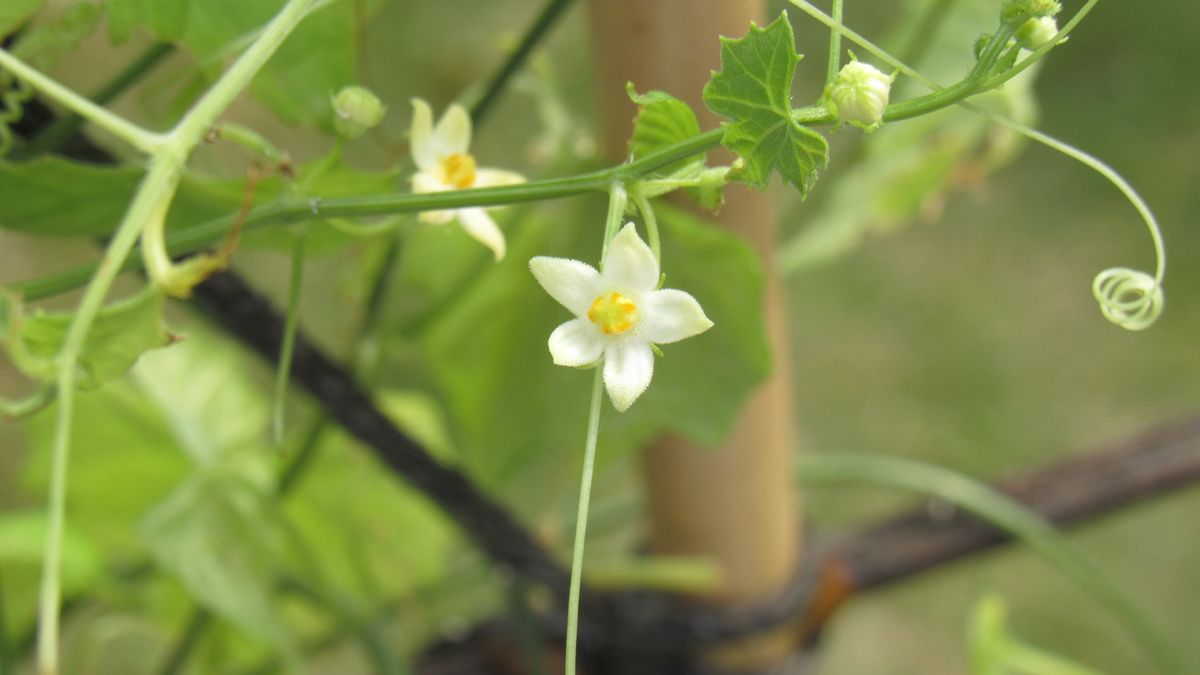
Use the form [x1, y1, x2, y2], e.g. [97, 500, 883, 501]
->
[602, 223, 659, 292]
[638, 289, 714, 344]
[548, 318, 604, 367]
[419, 209, 454, 225]
[474, 167, 525, 188]
[432, 103, 472, 157]
[529, 257, 602, 317]
[603, 341, 654, 412]
[410, 98, 437, 171]
[457, 208, 506, 260]
[412, 170, 445, 194]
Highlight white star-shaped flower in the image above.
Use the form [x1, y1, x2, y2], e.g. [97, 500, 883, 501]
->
[410, 98, 525, 260]
[530, 223, 714, 411]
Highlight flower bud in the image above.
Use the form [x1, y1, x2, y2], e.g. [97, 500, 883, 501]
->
[1017, 15, 1058, 50]
[826, 60, 893, 130]
[332, 86, 386, 140]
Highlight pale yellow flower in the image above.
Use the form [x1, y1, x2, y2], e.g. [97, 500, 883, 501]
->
[410, 99, 525, 260]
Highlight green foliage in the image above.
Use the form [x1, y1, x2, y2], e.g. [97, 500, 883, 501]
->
[626, 84, 702, 168]
[7, 2, 102, 70]
[423, 201, 769, 490]
[107, 0, 369, 128]
[0, 511, 101, 593]
[0, 287, 174, 388]
[627, 85, 724, 210]
[702, 12, 828, 193]
[0, 0, 43, 37]
[0, 156, 278, 237]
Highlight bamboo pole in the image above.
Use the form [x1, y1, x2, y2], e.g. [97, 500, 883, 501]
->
[588, 1, 802, 668]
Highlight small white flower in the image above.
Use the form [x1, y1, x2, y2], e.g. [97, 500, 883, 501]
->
[530, 224, 714, 412]
[827, 59, 894, 131]
[410, 98, 525, 260]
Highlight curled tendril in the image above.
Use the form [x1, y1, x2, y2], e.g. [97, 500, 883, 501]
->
[1092, 267, 1163, 332]
[0, 75, 34, 157]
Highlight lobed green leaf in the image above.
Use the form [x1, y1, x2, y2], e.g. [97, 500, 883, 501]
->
[702, 11, 828, 193]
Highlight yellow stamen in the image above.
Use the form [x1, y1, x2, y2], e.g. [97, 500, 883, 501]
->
[588, 292, 639, 335]
[440, 153, 477, 189]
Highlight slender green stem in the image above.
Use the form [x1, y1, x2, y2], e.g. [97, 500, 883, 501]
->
[599, 183, 628, 267]
[469, 0, 577, 125]
[564, 368, 604, 675]
[6, 9, 1058, 305]
[788, 0, 1166, 328]
[629, 188, 660, 263]
[795, 454, 1184, 675]
[37, 155, 177, 675]
[825, 0, 844, 88]
[273, 230, 308, 446]
[18, 42, 174, 158]
[32, 2, 319, 671]
[0, 48, 166, 154]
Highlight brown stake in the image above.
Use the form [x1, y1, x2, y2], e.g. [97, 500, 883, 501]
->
[588, 1, 802, 669]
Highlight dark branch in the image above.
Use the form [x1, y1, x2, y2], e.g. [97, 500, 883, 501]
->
[828, 413, 1200, 591]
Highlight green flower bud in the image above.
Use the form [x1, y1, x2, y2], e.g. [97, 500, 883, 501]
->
[826, 60, 893, 131]
[332, 85, 386, 140]
[1017, 15, 1058, 50]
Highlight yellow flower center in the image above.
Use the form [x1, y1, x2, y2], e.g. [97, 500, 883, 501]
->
[440, 153, 477, 189]
[587, 292, 639, 335]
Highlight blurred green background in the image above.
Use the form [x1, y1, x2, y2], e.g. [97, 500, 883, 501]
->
[1, 0, 1198, 673]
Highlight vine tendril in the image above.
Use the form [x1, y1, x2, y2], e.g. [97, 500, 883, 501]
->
[0, 74, 33, 157]
[789, 0, 1167, 331]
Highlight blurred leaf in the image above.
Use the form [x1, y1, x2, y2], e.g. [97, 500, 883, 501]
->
[283, 431, 460, 604]
[107, 0, 373, 128]
[378, 389, 456, 461]
[423, 202, 769, 490]
[133, 328, 270, 469]
[22, 381, 191, 552]
[0, 511, 103, 593]
[1, 287, 176, 389]
[0, 0, 43, 37]
[0, 156, 282, 238]
[627, 86, 724, 211]
[132, 331, 297, 655]
[627, 84, 701, 168]
[10, 2, 102, 70]
[702, 12, 828, 193]
[140, 470, 296, 655]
